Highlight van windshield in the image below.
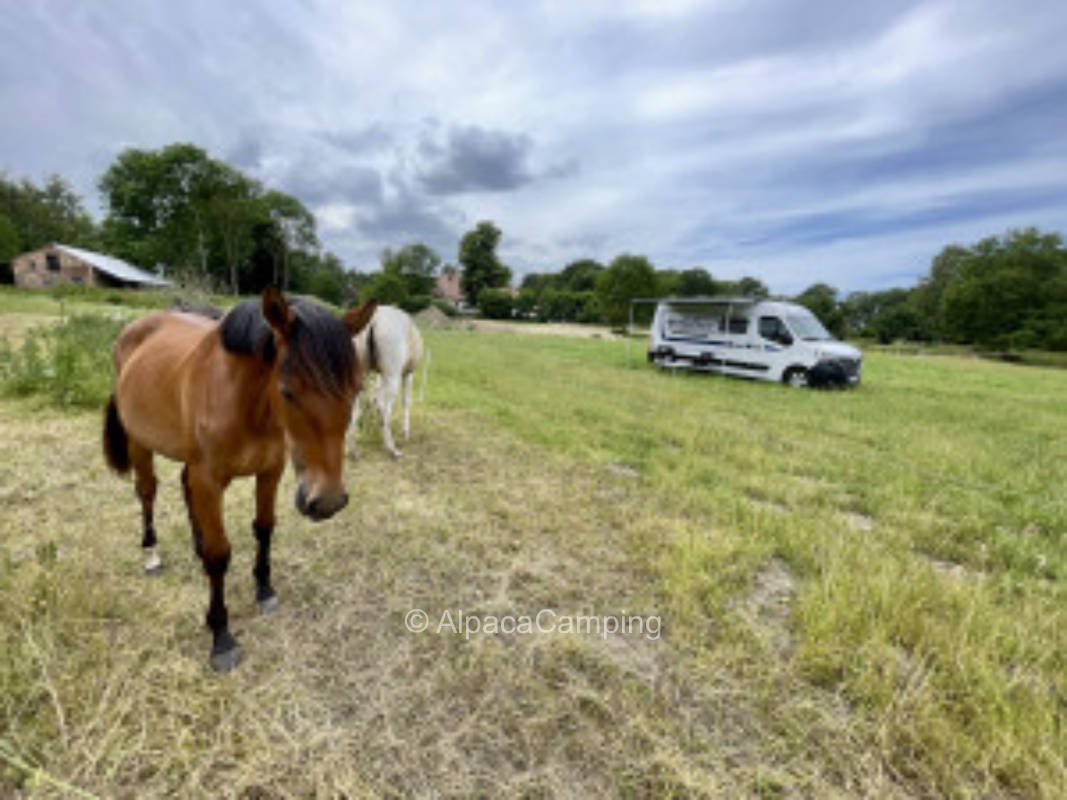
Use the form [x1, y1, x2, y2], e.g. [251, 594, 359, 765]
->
[787, 313, 832, 341]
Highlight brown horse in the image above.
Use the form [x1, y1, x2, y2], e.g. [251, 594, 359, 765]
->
[103, 288, 376, 671]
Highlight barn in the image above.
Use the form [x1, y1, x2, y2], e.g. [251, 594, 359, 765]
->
[11, 243, 171, 289]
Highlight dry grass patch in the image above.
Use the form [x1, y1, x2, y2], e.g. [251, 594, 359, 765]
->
[0, 398, 871, 798]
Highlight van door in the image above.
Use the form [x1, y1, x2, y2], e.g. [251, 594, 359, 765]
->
[757, 315, 794, 378]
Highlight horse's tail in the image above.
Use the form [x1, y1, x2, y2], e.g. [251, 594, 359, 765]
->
[103, 394, 131, 474]
[419, 348, 431, 402]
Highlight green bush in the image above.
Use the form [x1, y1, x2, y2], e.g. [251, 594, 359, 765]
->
[398, 294, 432, 314]
[0, 315, 124, 408]
[431, 299, 458, 318]
[478, 288, 514, 319]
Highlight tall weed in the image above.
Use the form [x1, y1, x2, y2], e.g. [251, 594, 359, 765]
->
[0, 315, 123, 407]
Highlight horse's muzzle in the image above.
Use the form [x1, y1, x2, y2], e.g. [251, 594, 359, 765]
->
[294, 484, 349, 521]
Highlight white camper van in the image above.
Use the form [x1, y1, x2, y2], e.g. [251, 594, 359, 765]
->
[646, 297, 862, 387]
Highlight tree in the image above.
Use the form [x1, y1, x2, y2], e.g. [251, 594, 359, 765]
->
[654, 269, 680, 297]
[0, 213, 19, 262]
[733, 276, 770, 298]
[303, 252, 351, 306]
[98, 143, 225, 276]
[382, 242, 441, 297]
[0, 173, 96, 253]
[459, 221, 511, 305]
[794, 283, 846, 338]
[515, 288, 538, 317]
[557, 259, 604, 292]
[207, 167, 261, 294]
[595, 254, 657, 327]
[98, 142, 325, 293]
[366, 271, 409, 305]
[479, 287, 515, 319]
[261, 190, 317, 290]
[937, 228, 1067, 348]
[676, 267, 719, 297]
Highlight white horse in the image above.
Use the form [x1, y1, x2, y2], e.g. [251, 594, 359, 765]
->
[347, 305, 425, 458]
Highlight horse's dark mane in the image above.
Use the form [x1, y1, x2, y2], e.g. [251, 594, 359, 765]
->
[220, 298, 355, 396]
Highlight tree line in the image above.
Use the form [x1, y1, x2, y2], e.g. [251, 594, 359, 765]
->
[1, 144, 354, 303]
[3, 142, 1065, 350]
[483, 227, 1067, 352]
[791, 228, 1067, 350]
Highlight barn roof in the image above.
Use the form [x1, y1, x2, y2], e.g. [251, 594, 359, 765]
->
[55, 244, 171, 287]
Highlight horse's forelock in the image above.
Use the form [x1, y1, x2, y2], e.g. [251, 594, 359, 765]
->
[282, 300, 357, 397]
[220, 298, 356, 396]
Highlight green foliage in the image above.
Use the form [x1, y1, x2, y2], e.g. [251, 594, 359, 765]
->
[937, 229, 1067, 349]
[459, 221, 511, 305]
[432, 298, 458, 317]
[301, 252, 352, 306]
[399, 294, 433, 314]
[676, 267, 719, 297]
[557, 259, 604, 292]
[0, 173, 96, 253]
[514, 288, 538, 317]
[654, 269, 680, 298]
[793, 283, 846, 338]
[478, 287, 514, 319]
[97, 143, 321, 295]
[595, 253, 657, 327]
[536, 289, 597, 322]
[0, 213, 19, 263]
[844, 288, 931, 343]
[382, 243, 441, 297]
[366, 271, 409, 305]
[0, 315, 125, 407]
[731, 276, 771, 299]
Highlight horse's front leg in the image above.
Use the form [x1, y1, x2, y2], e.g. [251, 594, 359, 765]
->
[182, 465, 239, 672]
[253, 464, 283, 614]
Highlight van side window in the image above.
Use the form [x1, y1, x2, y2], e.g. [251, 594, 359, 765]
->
[727, 316, 748, 334]
[759, 316, 791, 345]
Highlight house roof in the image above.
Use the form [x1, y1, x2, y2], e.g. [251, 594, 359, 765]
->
[55, 244, 171, 287]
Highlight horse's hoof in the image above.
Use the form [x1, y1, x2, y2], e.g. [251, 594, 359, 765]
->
[258, 595, 279, 614]
[389, 448, 403, 459]
[210, 645, 242, 673]
[144, 563, 164, 577]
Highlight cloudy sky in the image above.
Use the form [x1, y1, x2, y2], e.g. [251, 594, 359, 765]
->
[2, 0, 1066, 293]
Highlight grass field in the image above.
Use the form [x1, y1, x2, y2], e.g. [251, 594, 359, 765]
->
[0, 294, 1065, 798]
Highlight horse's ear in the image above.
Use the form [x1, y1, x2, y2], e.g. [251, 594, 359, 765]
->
[343, 300, 377, 336]
[262, 286, 293, 338]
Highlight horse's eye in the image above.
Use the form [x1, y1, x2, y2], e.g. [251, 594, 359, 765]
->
[280, 387, 295, 403]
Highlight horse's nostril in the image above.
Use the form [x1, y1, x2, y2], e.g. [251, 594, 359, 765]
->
[306, 497, 321, 518]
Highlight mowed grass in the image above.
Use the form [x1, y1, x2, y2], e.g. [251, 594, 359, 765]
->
[0, 303, 1065, 797]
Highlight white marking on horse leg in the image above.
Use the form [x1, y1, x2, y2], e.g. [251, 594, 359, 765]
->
[144, 546, 162, 573]
[402, 372, 413, 441]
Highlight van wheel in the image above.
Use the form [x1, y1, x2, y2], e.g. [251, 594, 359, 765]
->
[784, 367, 808, 388]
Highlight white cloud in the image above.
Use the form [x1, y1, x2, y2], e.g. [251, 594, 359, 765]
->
[0, 0, 1065, 292]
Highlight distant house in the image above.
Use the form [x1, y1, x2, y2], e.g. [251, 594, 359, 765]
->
[433, 271, 465, 305]
[11, 243, 171, 289]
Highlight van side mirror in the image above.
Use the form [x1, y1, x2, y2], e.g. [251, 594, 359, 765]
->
[778, 332, 793, 347]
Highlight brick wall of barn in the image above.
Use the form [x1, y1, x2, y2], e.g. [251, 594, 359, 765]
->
[12, 245, 100, 289]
